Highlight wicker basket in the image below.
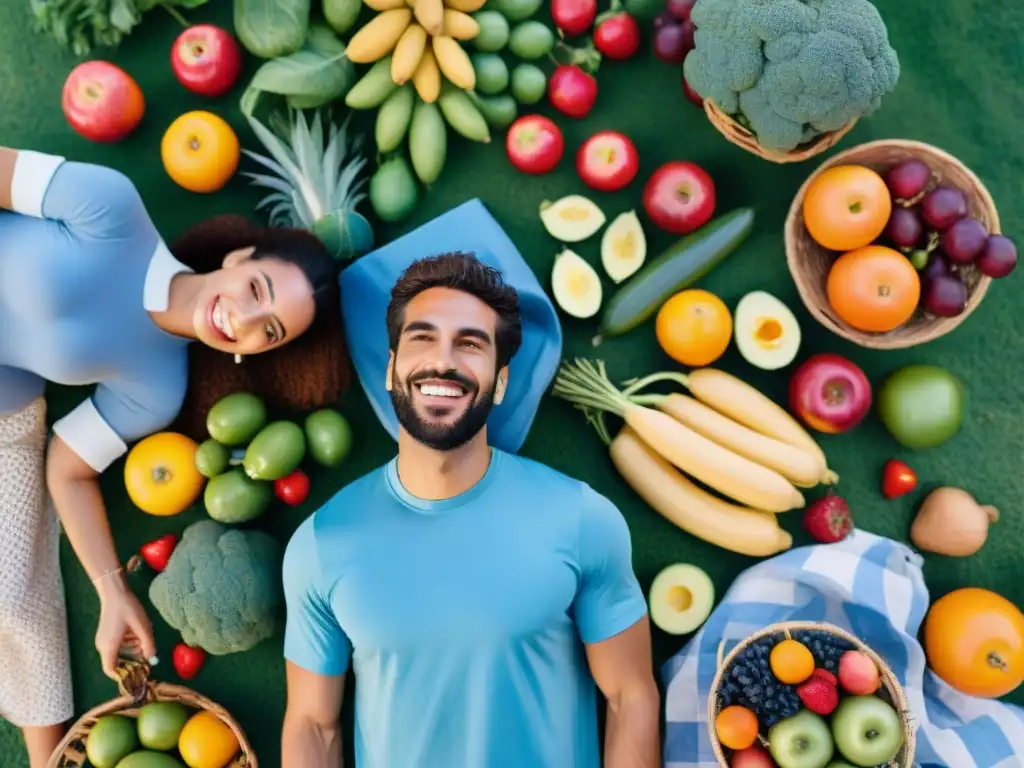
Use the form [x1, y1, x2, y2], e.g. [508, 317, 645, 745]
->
[707, 621, 916, 767]
[703, 99, 857, 164]
[785, 139, 998, 349]
[48, 660, 257, 768]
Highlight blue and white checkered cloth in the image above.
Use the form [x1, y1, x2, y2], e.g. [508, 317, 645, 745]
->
[661, 530, 1024, 768]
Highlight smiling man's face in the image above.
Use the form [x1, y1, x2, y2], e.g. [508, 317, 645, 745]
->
[387, 286, 506, 451]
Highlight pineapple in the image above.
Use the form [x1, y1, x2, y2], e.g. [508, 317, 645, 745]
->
[241, 109, 375, 261]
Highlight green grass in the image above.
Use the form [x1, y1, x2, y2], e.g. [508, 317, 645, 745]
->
[1, 0, 1022, 764]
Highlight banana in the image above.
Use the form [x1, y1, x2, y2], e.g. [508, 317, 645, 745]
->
[442, 0, 487, 11]
[412, 0, 445, 35]
[442, 8, 480, 39]
[391, 23, 428, 84]
[686, 368, 839, 484]
[432, 35, 476, 89]
[412, 46, 442, 102]
[610, 427, 792, 558]
[345, 8, 414, 63]
[364, 0, 407, 10]
[654, 393, 825, 488]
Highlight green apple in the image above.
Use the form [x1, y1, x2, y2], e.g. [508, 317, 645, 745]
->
[831, 695, 904, 767]
[768, 710, 834, 768]
[824, 763, 857, 768]
[877, 365, 965, 450]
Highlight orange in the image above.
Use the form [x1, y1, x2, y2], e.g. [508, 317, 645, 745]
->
[162, 110, 240, 193]
[826, 245, 921, 332]
[124, 432, 204, 516]
[802, 165, 892, 251]
[715, 705, 759, 750]
[655, 289, 733, 366]
[178, 710, 241, 768]
[923, 587, 1024, 699]
[770, 639, 815, 684]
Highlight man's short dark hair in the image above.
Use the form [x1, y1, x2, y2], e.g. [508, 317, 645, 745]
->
[386, 252, 523, 369]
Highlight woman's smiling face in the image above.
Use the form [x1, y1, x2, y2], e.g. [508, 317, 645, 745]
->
[190, 247, 317, 355]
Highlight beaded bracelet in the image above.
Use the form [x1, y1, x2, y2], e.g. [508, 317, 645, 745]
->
[92, 566, 124, 585]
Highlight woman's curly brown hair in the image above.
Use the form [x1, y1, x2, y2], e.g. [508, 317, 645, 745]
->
[168, 214, 351, 442]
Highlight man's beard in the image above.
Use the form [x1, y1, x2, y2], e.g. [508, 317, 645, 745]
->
[390, 368, 496, 451]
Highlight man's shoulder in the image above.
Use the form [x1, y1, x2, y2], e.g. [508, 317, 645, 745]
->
[498, 450, 610, 508]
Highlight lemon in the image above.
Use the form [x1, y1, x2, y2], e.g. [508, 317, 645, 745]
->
[177, 711, 240, 768]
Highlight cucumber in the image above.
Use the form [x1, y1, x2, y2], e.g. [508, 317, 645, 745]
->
[438, 86, 491, 143]
[345, 57, 399, 109]
[408, 100, 447, 185]
[375, 84, 415, 152]
[206, 392, 267, 446]
[597, 207, 756, 339]
[242, 421, 307, 481]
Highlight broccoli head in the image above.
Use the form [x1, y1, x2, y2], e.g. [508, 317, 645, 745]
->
[149, 520, 283, 656]
[684, 0, 900, 152]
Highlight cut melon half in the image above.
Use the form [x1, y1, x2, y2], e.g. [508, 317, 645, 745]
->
[539, 194, 606, 242]
[551, 248, 602, 318]
[601, 209, 647, 283]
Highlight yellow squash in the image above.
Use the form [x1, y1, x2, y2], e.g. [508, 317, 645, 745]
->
[610, 428, 793, 557]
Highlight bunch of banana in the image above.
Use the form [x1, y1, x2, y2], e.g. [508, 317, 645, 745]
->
[553, 360, 841, 558]
[345, 0, 486, 99]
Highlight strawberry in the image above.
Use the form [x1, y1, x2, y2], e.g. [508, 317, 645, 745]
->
[796, 677, 839, 716]
[810, 668, 838, 687]
[882, 459, 917, 498]
[128, 534, 177, 573]
[802, 493, 853, 543]
[172, 642, 206, 680]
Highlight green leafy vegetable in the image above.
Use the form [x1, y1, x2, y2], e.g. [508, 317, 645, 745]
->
[234, 0, 310, 59]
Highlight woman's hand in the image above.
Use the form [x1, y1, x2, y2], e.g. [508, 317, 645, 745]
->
[95, 577, 158, 680]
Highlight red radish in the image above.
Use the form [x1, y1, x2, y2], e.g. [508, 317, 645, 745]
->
[506, 115, 564, 174]
[129, 534, 177, 573]
[551, 0, 597, 37]
[549, 65, 598, 118]
[976, 234, 1018, 277]
[576, 130, 639, 191]
[642, 161, 715, 234]
[593, 10, 641, 60]
[172, 642, 206, 680]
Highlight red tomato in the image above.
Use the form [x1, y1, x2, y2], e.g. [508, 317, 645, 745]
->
[551, 0, 598, 36]
[61, 61, 145, 143]
[274, 469, 310, 507]
[642, 161, 716, 234]
[548, 65, 598, 119]
[506, 115, 565, 174]
[171, 24, 243, 98]
[576, 131, 639, 192]
[593, 12, 640, 60]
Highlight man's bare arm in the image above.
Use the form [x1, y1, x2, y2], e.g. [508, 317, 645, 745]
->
[585, 617, 661, 768]
[0, 147, 18, 209]
[282, 662, 345, 768]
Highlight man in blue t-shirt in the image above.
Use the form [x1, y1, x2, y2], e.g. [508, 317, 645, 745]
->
[280, 252, 660, 768]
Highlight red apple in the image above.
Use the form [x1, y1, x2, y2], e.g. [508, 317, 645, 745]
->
[576, 130, 639, 192]
[642, 161, 716, 234]
[61, 61, 145, 143]
[171, 24, 244, 98]
[789, 353, 872, 434]
[506, 115, 564, 175]
[730, 745, 776, 767]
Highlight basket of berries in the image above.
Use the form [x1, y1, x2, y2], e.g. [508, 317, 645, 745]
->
[707, 622, 915, 768]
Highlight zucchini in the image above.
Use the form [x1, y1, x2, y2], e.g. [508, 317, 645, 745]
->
[596, 207, 756, 340]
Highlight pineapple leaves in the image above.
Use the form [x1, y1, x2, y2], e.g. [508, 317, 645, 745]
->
[240, 22, 355, 118]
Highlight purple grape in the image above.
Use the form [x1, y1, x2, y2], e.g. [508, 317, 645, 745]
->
[885, 159, 931, 200]
[653, 10, 678, 29]
[940, 216, 988, 264]
[921, 251, 951, 280]
[921, 186, 968, 230]
[922, 273, 968, 316]
[679, 18, 695, 50]
[665, 0, 696, 22]
[886, 207, 924, 249]
[653, 24, 688, 63]
[976, 234, 1018, 278]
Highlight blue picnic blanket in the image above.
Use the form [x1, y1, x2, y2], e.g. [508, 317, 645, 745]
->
[662, 530, 1024, 768]
[339, 199, 562, 454]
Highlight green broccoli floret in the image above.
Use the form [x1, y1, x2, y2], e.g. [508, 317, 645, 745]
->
[149, 520, 283, 656]
[684, 0, 900, 152]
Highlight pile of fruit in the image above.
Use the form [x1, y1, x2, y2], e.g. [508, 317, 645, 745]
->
[802, 159, 1017, 333]
[85, 703, 240, 768]
[714, 630, 906, 768]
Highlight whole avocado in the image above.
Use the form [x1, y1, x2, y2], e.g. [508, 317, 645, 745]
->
[243, 421, 307, 480]
[114, 751, 186, 768]
[206, 392, 267, 446]
[877, 365, 965, 449]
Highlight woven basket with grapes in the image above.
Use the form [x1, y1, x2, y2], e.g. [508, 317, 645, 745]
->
[707, 622, 916, 767]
